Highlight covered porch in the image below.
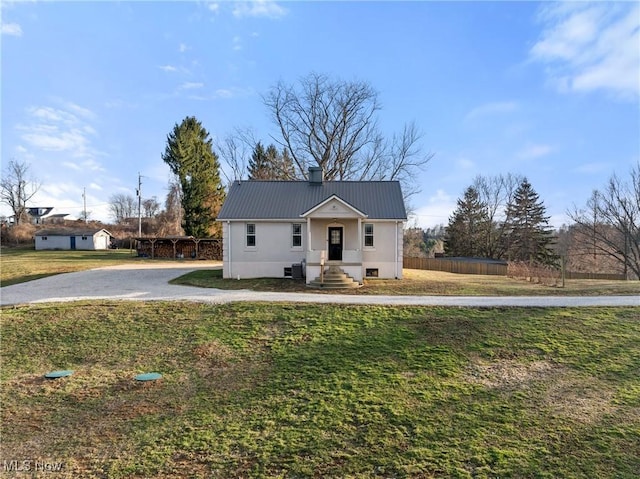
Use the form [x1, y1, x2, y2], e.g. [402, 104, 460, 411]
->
[301, 195, 367, 284]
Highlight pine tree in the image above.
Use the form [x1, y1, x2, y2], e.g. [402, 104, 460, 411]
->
[247, 142, 270, 180]
[161, 116, 225, 237]
[502, 179, 557, 265]
[444, 186, 490, 257]
[248, 143, 296, 180]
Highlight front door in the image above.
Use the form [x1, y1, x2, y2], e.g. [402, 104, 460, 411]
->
[70, 236, 76, 250]
[328, 227, 343, 261]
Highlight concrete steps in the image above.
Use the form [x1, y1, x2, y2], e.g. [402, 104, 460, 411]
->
[307, 265, 362, 289]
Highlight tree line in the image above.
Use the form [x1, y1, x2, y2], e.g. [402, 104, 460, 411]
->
[427, 165, 639, 279]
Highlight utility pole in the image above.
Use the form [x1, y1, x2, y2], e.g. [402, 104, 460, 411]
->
[82, 187, 87, 224]
[136, 173, 142, 237]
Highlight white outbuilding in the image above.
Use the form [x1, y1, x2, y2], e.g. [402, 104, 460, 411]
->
[35, 228, 113, 251]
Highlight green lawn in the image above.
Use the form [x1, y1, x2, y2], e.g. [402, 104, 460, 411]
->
[3, 248, 638, 296]
[172, 267, 640, 296]
[0, 247, 137, 286]
[2, 302, 639, 478]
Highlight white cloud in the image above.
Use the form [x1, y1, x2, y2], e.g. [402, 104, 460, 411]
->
[232, 0, 287, 19]
[214, 87, 250, 99]
[517, 143, 553, 160]
[573, 162, 611, 174]
[1, 22, 22, 36]
[159, 64, 178, 72]
[456, 158, 475, 170]
[22, 129, 89, 153]
[410, 189, 457, 228]
[104, 98, 138, 109]
[179, 82, 204, 90]
[233, 36, 243, 51]
[178, 43, 189, 53]
[530, 3, 640, 100]
[18, 102, 103, 163]
[187, 87, 255, 101]
[62, 161, 82, 171]
[465, 101, 518, 121]
[63, 101, 95, 119]
[207, 3, 219, 14]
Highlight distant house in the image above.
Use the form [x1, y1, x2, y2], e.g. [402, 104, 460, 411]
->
[28, 207, 54, 224]
[7, 207, 70, 225]
[35, 228, 113, 251]
[216, 167, 407, 286]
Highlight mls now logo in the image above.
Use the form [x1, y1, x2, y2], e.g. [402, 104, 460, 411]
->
[3, 459, 64, 472]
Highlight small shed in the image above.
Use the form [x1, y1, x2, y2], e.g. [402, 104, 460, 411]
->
[35, 228, 113, 251]
[134, 236, 222, 260]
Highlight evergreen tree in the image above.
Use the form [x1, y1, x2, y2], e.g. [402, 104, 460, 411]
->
[444, 186, 490, 257]
[248, 143, 296, 180]
[247, 142, 270, 180]
[502, 178, 557, 265]
[269, 145, 296, 179]
[161, 116, 225, 237]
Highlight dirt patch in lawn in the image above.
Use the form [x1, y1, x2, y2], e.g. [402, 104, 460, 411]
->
[465, 358, 616, 423]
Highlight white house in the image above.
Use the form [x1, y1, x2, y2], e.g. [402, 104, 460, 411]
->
[216, 168, 406, 286]
[35, 228, 113, 251]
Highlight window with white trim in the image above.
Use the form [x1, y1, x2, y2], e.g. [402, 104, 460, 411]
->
[364, 223, 374, 247]
[246, 223, 256, 247]
[292, 223, 302, 248]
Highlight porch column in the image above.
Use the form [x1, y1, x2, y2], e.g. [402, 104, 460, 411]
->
[357, 217, 362, 252]
[307, 217, 312, 251]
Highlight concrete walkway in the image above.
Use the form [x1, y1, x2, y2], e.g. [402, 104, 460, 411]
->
[1, 262, 638, 307]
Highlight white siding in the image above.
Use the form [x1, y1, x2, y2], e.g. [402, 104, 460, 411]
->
[35, 235, 70, 250]
[93, 233, 110, 250]
[361, 221, 403, 280]
[223, 221, 307, 279]
[221, 219, 404, 281]
[35, 231, 111, 250]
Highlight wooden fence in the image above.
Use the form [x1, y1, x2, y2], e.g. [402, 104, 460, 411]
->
[404, 256, 627, 280]
[403, 257, 508, 276]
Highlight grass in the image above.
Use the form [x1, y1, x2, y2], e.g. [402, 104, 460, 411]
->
[0, 247, 138, 286]
[1, 302, 639, 478]
[3, 248, 637, 295]
[171, 267, 640, 296]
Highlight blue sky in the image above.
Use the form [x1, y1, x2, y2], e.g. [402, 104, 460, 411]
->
[1, 1, 638, 228]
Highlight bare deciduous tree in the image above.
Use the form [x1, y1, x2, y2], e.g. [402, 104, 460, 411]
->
[473, 173, 524, 258]
[156, 180, 184, 236]
[568, 163, 640, 279]
[0, 159, 41, 225]
[216, 127, 258, 183]
[264, 72, 432, 196]
[142, 197, 161, 218]
[109, 193, 137, 223]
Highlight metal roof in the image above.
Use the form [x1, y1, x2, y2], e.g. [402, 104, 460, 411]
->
[217, 180, 407, 220]
[35, 228, 112, 237]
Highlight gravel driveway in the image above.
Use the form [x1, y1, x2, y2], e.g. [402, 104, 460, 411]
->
[1, 263, 638, 307]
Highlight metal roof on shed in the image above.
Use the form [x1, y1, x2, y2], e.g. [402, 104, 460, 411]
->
[35, 228, 112, 237]
[217, 180, 407, 220]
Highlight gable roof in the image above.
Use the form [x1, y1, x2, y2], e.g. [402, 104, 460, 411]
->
[217, 180, 407, 220]
[300, 194, 367, 218]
